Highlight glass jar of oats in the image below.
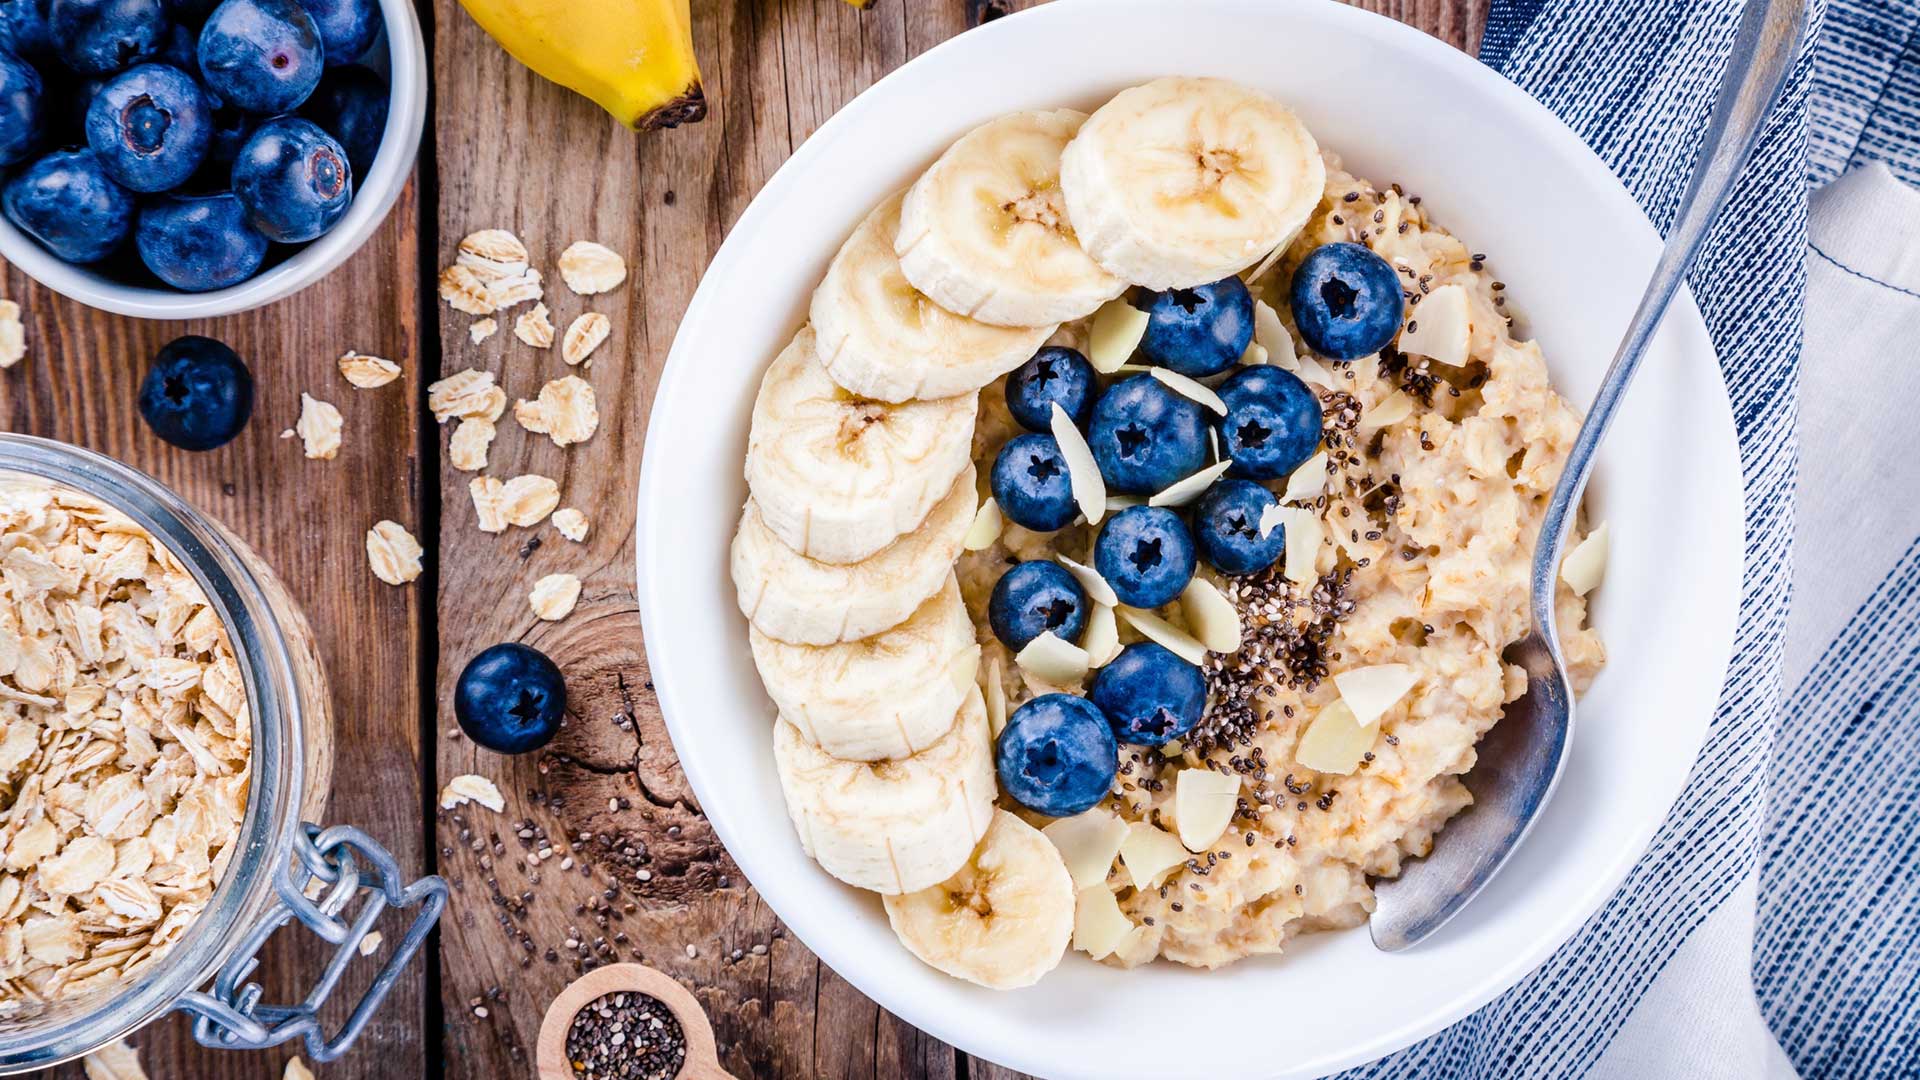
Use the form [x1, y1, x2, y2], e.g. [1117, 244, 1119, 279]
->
[0, 435, 444, 1072]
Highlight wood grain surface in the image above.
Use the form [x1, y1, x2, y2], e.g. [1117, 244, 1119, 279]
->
[5, 1, 1484, 1077]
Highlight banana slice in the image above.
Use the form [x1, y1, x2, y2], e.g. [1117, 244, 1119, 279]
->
[896, 109, 1126, 328]
[774, 686, 996, 895]
[731, 466, 976, 645]
[883, 809, 1075, 989]
[752, 574, 981, 761]
[747, 326, 977, 564]
[1061, 77, 1326, 288]
[813, 193, 1057, 403]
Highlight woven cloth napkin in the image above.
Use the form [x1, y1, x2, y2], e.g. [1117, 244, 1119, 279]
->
[1336, 0, 1913, 1074]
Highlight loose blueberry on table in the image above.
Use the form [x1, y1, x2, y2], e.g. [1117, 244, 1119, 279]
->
[1089, 642, 1206, 746]
[1094, 504, 1197, 610]
[995, 693, 1118, 817]
[1137, 275, 1253, 377]
[136, 333, 252, 450]
[136, 189, 265, 288]
[1004, 345, 1096, 432]
[455, 642, 567, 755]
[1087, 374, 1209, 495]
[987, 560, 1088, 653]
[990, 431, 1078, 533]
[85, 62, 210, 191]
[1193, 478, 1286, 575]
[1289, 240, 1406, 360]
[231, 114, 348, 241]
[1216, 364, 1322, 480]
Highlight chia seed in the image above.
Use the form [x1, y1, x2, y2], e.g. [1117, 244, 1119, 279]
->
[564, 991, 687, 1080]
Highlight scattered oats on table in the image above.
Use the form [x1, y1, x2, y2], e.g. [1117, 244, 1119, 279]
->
[81, 1038, 146, 1080]
[500, 475, 560, 527]
[469, 476, 508, 533]
[437, 264, 496, 316]
[455, 229, 529, 281]
[0, 299, 24, 369]
[358, 930, 382, 956]
[448, 416, 496, 472]
[514, 302, 555, 349]
[428, 368, 506, 424]
[337, 350, 400, 388]
[468, 318, 498, 345]
[365, 520, 423, 585]
[557, 240, 627, 295]
[486, 268, 543, 311]
[438, 774, 504, 812]
[292, 392, 342, 460]
[553, 507, 589, 542]
[282, 1055, 315, 1080]
[514, 374, 598, 447]
[562, 312, 610, 367]
[529, 573, 581, 621]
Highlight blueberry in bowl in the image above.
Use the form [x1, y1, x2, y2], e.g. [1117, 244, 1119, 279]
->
[1004, 345, 1096, 432]
[987, 560, 1088, 653]
[295, 0, 379, 67]
[1089, 642, 1205, 746]
[1217, 365, 1322, 481]
[299, 61, 383, 175]
[1094, 504, 1196, 610]
[0, 50, 44, 165]
[990, 432, 1078, 533]
[0, 0, 53, 58]
[1193, 478, 1286, 575]
[1138, 275, 1253, 377]
[137, 334, 252, 450]
[86, 63, 210, 191]
[136, 190, 266, 289]
[49, 0, 167, 75]
[1087, 374, 1209, 495]
[996, 693, 1117, 817]
[231, 114, 348, 241]
[197, 0, 323, 115]
[1289, 241, 1405, 360]
[456, 642, 567, 755]
[2, 146, 133, 261]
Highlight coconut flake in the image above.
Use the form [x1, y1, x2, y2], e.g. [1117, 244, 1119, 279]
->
[1073, 886, 1133, 959]
[1280, 450, 1329, 503]
[1280, 508, 1323, 585]
[1051, 403, 1107, 527]
[1398, 283, 1471, 366]
[1334, 663, 1418, 726]
[1088, 299, 1149, 373]
[1056, 554, 1118, 607]
[1148, 459, 1232, 508]
[1253, 299, 1296, 370]
[1043, 809, 1130, 891]
[1015, 631, 1091, 685]
[1082, 603, 1120, 667]
[1295, 700, 1374, 774]
[1115, 607, 1207, 665]
[1148, 367, 1227, 415]
[1561, 522, 1610, 596]
[1173, 768, 1240, 852]
[1358, 390, 1415, 433]
[1293, 351, 1339, 388]
[963, 497, 1003, 551]
[1119, 822, 1189, 890]
[1180, 579, 1241, 653]
[1258, 502, 1288, 539]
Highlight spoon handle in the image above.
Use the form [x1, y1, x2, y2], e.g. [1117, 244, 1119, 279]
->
[1529, 0, 1807, 625]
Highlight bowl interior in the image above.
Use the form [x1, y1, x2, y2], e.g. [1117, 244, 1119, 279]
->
[0, 0, 428, 320]
[636, 2, 1743, 1077]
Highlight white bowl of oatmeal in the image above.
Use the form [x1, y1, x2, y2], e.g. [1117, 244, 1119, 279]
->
[635, 1, 1743, 1076]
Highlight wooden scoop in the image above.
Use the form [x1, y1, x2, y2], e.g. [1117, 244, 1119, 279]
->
[536, 963, 736, 1080]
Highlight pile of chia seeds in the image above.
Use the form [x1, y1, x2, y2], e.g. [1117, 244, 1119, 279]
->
[565, 991, 687, 1080]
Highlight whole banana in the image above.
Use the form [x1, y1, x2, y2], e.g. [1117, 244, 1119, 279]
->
[457, 0, 707, 130]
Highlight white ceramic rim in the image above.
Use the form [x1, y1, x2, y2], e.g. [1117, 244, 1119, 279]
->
[0, 0, 428, 320]
[636, 2, 1745, 1076]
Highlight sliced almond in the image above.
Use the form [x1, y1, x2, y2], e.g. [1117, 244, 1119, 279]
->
[1172, 767, 1240, 852]
[1238, 340, 1268, 367]
[1148, 367, 1227, 415]
[1050, 403, 1106, 526]
[1281, 450, 1328, 503]
[1293, 352, 1338, 389]
[1119, 821, 1189, 890]
[1334, 663, 1418, 726]
[1180, 578, 1241, 654]
[1088, 298, 1149, 373]
[963, 497, 1003, 551]
[1115, 606, 1206, 665]
[1253, 298, 1295, 369]
[1082, 603, 1120, 667]
[981, 654, 1008, 738]
[1015, 631, 1090, 686]
[1072, 885, 1133, 960]
[1105, 494, 1146, 512]
[1054, 554, 1118, 607]
[1398, 283, 1470, 366]
[1148, 459, 1231, 508]
[1042, 809, 1130, 891]
[562, 313, 611, 366]
[1280, 507, 1322, 585]
[1561, 522, 1609, 596]
[1358, 389, 1415, 433]
[1295, 699, 1375, 775]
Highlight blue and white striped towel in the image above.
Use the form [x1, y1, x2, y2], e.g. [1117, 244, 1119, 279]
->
[1337, 0, 1920, 1074]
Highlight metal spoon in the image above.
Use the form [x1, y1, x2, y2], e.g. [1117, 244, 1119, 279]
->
[1368, 0, 1807, 952]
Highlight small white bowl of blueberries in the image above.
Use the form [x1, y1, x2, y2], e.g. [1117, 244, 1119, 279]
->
[0, 0, 425, 318]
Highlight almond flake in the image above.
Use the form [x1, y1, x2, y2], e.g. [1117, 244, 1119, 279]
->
[1148, 459, 1231, 508]
[514, 302, 555, 349]
[1050, 403, 1106, 526]
[1115, 606, 1207, 665]
[294, 393, 342, 460]
[365, 520, 423, 585]
[0, 299, 24, 369]
[500, 475, 560, 526]
[1398, 283, 1471, 366]
[438, 774, 504, 812]
[1561, 522, 1610, 596]
[1082, 602, 1120, 667]
[427, 369, 502, 423]
[337, 350, 400, 388]
[553, 507, 589, 542]
[562, 313, 611, 366]
[448, 417, 496, 472]
[455, 229, 529, 281]
[1014, 630, 1090, 685]
[529, 573, 582, 621]
[962, 497, 1002, 551]
[438, 264, 496, 315]
[558, 241, 628, 294]
[1358, 390, 1415, 433]
[469, 477, 508, 533]
[1180, 578, 1241, 653]
[1073, 883, 1132, 959]
[1055, 554, 1118, 607]
[468, 318, 498, 344]
[1088, 298, 1149, 373]
[514, 375, 598, 447]
[1041, 809, 1129, 890]
[1148, 367, 1227, 415]
[1295, 699, 1373, 775]
[1281, 450, 1329, 502]
[1172, 767, 1239, 851]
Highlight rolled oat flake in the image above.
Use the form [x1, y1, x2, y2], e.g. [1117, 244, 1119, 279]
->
[565, 991, 688, 1079]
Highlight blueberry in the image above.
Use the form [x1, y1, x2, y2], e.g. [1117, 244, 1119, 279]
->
[455, 643, 566, 755]
[1289, 241, 1405, 360]
[1138, 277, 1253, 377]
[987, 561, 1087, 653]
[2, 148, 133, 262]
[231, 114, 347, 240]
[200, 102, 250, 166]
[0, 50, 43, 165]
[1087, 375, 1209, 495]
[162, 0, 218, 23]
[1089, 643, 1206, 746]
[135, 190, 266, 289]
[996, 693, 1116, 817]
[1216, 365, 1321, 481]
[990, 433, 1077, 533]
[0, 0, 53, 57]
[49, 0, 165, 74]
[294, 0, 377, 65]
[1093, 505, 1196, 610]
[137, 335, 252, 450]
[299, 61, 381, 174]
[198, 0, 322, 114]
[86, 63, 211, 190]
[1004, 345, 1095, 432]
[1193, 479, 1285, 576]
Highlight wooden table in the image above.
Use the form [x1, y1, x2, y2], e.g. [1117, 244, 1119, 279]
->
[5, 1, 1485, 1076]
